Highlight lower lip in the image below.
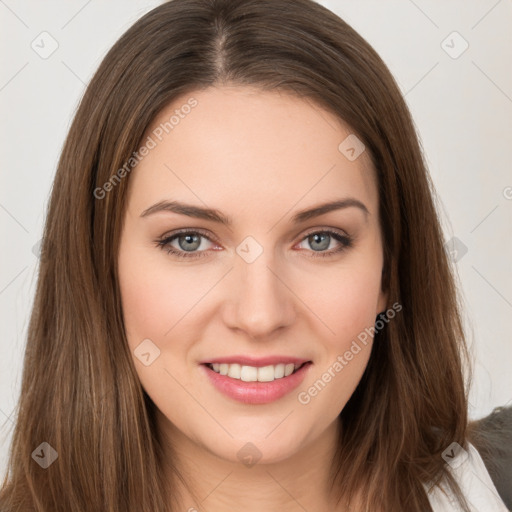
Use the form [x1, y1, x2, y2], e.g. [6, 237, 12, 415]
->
[201, 363, 312, 405]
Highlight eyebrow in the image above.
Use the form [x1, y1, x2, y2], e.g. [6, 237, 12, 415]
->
[140, 198, 369, 225]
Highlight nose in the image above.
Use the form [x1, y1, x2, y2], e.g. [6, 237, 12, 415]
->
[222, 249, 296, 340]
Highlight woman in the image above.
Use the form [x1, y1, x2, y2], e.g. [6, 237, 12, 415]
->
[0, 0, 508, 510]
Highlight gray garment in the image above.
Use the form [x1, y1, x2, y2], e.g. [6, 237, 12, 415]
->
[468, 405, 512, 511]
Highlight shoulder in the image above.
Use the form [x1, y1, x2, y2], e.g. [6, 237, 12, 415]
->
[425, 442, 509, 511]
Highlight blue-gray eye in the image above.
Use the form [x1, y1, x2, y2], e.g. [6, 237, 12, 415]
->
[307, 232, 331, 251]
[177, 233, 202, 251]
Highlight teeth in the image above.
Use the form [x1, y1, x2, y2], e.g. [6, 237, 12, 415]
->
[208, 362, 303, 382]
[274, 364, 285, 379]
[227, 364, 241, 379]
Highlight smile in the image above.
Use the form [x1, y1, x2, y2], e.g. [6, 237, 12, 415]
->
[201, 361, 313, 404]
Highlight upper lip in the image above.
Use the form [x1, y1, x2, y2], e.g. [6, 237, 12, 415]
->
[200, 355, 312, 367]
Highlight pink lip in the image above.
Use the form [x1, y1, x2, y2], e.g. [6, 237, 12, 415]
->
[200, 361, 313, 405]
[200, 355, 310, 367]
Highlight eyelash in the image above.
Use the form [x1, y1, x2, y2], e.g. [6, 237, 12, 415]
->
[154, 228, 353, 259]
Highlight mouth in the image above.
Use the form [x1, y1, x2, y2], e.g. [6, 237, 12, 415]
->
[200, 360, 313, 404]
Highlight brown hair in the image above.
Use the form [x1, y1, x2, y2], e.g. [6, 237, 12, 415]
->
[0, 0, 473, 510]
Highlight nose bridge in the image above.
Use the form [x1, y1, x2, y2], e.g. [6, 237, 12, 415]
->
[226, 242, 295, 338]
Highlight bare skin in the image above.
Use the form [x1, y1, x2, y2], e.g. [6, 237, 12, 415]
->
[118, 85, 386, 511]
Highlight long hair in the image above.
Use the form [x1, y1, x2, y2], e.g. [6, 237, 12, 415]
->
[0, 0, 472, 510]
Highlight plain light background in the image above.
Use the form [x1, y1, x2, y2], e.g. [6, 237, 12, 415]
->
[1, 0, 511, 471]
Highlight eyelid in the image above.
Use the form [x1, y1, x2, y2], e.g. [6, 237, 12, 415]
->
[299, 226, 350, 239]
[158, 227, 220, 245]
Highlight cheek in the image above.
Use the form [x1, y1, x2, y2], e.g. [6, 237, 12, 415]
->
[118, 241, 200, 348]
[119, 267, 173, 347]
[290, 249, 383, 413]
[296, 260, 383, 344]
[295, 267, 379, 418]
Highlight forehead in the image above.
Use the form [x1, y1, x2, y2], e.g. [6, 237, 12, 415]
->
[127, 86, 378, 220]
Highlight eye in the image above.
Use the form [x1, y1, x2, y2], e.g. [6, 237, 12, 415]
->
[155, 228, 353, 259]
[155, 229, 218, 259]
[296, 229, 353, 258]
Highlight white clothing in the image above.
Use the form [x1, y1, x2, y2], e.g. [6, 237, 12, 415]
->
[426, 442, 509, 511]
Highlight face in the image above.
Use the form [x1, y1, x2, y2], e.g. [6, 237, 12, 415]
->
[118, 85, 387, 466]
